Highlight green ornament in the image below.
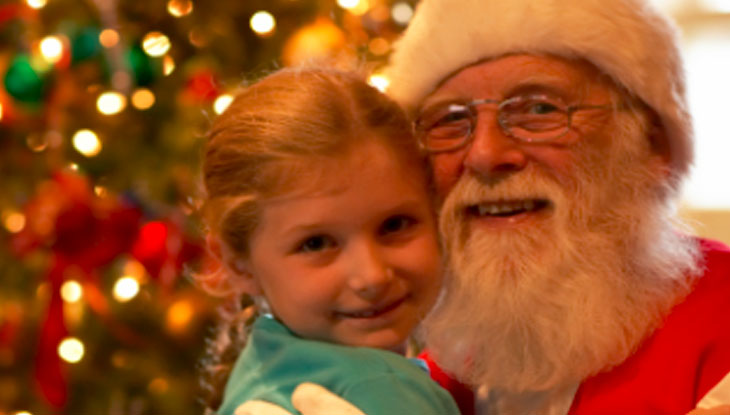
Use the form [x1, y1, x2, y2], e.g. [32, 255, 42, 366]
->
[3, 55, 49, 104]
[126, 44, 161, 87]
[72, 27, 102, 64]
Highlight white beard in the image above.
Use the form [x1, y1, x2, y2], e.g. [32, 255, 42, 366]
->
[421, 117, 701, 397]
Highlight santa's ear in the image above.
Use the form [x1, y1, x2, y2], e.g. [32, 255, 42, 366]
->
[206, 234, 262, 296]
[647, 110, 671, 165]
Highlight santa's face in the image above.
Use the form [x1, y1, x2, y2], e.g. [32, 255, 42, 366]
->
[419, 54, 698, 391]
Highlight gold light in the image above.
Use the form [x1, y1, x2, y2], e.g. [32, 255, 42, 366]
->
[148, 377, 170, 394]
[250, 11, 276, 36]
[72, 129, 102, 157]
[61, 280, 83, 303]
[113, 276, 140, 302]
[163, 55, 176, 76]
[131, 88, 155, 110]
[391, 2, 414, 25]
[167, 0, 193, 17]
[40, 36, 64, 64]
[58, 337, 85, 364]
[3, 210, 26, 233]
[26, 0, 47, 9]
[166, 299, 194, 333]
[368, 37, 389, 56]
[338, 0, 369, 15]
[368, 74, 390, 93]
[0, 102, 3, 121]
[142, 32, 171, 57]
[99, 29, 120, 48]
[97, 91, 127, 115]
[213, 94, 233, 115]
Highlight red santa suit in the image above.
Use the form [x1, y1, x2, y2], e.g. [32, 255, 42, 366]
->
[423, 238, 730, 415]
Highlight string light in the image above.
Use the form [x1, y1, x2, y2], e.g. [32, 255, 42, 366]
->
[39, 36, 64, 64]
[97, 91, 127, 115]
[148, 377, 170, 394]
[0, 102, 4, 122]
[26, 133, 49, 152]
[58, 337, 85, 364]
[14, 411, 33, 415]
[368, 37, 390, 55]
[391, 2, 414, 25]
[213, 94, 233, 114]
[250, 11, 276, 36]
[368, 73, 390, 93]
[99, 29, 120, 48]
[2, 210, 26, 233]
[131, 88, 155, 110]
[142, 32, 171, 57]
[167, 0, 193, 17]
[113, 276, 140, 302]
[61, 280, 83, 303]
[338, 0, 369, 15]
[166, 299, 194, 333]
[72, 129, 102, 157]
[94, 185, 108, 197]
[163, 55, 176, 76]
[26, 0, 46, 9]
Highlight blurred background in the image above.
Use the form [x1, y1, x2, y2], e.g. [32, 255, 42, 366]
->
[0, 0, 727, 414]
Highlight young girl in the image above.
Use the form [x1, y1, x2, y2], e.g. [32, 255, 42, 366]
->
[198, 67, 460, 415]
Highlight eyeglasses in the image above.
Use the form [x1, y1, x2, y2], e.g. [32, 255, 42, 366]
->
[414, 94, 616, 153]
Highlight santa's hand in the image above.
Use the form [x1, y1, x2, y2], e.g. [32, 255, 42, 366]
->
[234, 400, 294, 415]
[292, 382, 366, 415]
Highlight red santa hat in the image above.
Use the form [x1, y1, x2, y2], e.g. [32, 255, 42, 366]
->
[386, 0, 693, 185]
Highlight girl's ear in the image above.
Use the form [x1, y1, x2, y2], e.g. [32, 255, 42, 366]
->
[228, 258, 263, 296]
[206, 234, 262, 296]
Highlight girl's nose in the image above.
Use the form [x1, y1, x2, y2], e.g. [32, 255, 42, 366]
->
[347, 242, 394, 300]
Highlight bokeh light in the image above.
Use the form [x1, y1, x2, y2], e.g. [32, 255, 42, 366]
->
[163, 55, 176, 76]
[166, 299, 194, 333]
[391, 2, 414, 25]
[142, 32, 171, 57]
[99, 29, 120, 48]
[3, 210, 26, 233]
[97, 91, 127, 115]
[39, 36, 64, 64]
[113, 276, 140, 302]
[368, 73, 390, 93]
[58, 337, 85, 364]
[72, 129, 102, 157]
[250, 11, 276, 36]
[168, 0, 194, 17]
[213, 94, 233, 114]
[338, 0, 369, 15]
[61, 280, 83, 303]
[131, 88, 155, 110]
[26, 0, 46, 9]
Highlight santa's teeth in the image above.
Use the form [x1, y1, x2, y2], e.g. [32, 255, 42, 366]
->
[473, 200, 544, 216]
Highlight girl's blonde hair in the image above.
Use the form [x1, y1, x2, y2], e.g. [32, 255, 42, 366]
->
[197, 66, 427, 411]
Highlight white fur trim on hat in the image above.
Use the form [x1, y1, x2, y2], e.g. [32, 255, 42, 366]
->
[386, 0, 693, 182]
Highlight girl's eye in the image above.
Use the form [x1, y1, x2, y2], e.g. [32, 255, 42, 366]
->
[379, 215, 416, 236]
[297, 235, 336, 253]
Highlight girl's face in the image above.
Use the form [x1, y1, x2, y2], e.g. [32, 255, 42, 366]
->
[240, 140, 441, 351]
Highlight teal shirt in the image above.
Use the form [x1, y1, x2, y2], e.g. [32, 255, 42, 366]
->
[218, 315, 460, 415]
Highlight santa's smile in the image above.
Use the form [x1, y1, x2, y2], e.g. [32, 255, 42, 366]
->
[465, 199, 552, 227]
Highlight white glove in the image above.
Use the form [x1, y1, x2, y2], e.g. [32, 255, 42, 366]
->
[234, 382, 366, 415]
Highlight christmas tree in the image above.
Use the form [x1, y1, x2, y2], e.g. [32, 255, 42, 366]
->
[0, 0, 414, 413]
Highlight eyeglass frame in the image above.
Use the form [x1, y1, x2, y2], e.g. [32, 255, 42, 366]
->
[413, 94, 620, 154]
